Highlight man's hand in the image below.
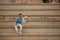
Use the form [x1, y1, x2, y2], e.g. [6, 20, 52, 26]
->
[24, 16, 28, 18]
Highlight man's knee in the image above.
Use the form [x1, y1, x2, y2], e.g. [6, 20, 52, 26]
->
[19, 24, 22, 27]
[20, 25, 22, 28]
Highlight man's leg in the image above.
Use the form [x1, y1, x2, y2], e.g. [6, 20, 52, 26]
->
[18, 24, 23, 33]
[15, 25, 18, 33]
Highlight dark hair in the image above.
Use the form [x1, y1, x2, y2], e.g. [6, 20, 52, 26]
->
[19, 13, 22, 16]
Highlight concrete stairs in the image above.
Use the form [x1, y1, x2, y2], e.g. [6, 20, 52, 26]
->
[0, 3, 60, 40]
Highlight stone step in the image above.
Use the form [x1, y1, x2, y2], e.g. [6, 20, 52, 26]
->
[0, 28, 60, 34]
[0, 15, 60, 22]
[0, 22, 60, 29]
[0, 4, 60, 11]
[0, 35, 60, 40]
[0, 33, 60, 37]
[0, 22, 60, 26]
[0, 0, 60, 4]
[0, 25, 60, 29]
[0, 11, 60, 15]
[0, 33, 60, 40]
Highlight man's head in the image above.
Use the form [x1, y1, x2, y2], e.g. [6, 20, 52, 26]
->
[18, 13, 22, 17]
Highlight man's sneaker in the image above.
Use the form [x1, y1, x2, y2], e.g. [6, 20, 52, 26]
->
[19, 32, 22, 34]
[16, 32, 19, 34]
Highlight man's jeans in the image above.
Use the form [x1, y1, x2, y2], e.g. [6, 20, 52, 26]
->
[15, 24, 22, 34]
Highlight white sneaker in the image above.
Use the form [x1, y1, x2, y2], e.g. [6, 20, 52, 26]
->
[19, 32, 22, 34]
[16, 32, 19, 34]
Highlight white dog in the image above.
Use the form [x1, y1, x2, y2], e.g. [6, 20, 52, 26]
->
[22, 16, 28, 24]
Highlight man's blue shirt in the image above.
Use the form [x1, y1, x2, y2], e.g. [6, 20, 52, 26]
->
[16, 17, 22, 24]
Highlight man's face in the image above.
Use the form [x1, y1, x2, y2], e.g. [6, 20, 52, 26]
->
[19, 15, 22, 18]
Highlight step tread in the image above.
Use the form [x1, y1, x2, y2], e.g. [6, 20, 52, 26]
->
[0, 8, 60, 10]
[0, 3, 60, 5]
[0, 25, 60, 29]
[0, 22, 60, 24]
[0, 22, 60, 28]
[0, 11, 60, 15]
[0, 33, 60, 37]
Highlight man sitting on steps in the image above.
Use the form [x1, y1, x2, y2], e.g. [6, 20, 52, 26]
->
[15, 13, 27, 34]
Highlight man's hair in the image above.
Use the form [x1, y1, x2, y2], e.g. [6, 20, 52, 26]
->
[19, 13, 22, 16]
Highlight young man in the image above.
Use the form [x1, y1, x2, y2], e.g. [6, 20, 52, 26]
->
[15, 13, 27, 34]
[15, 13, 23, 34]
